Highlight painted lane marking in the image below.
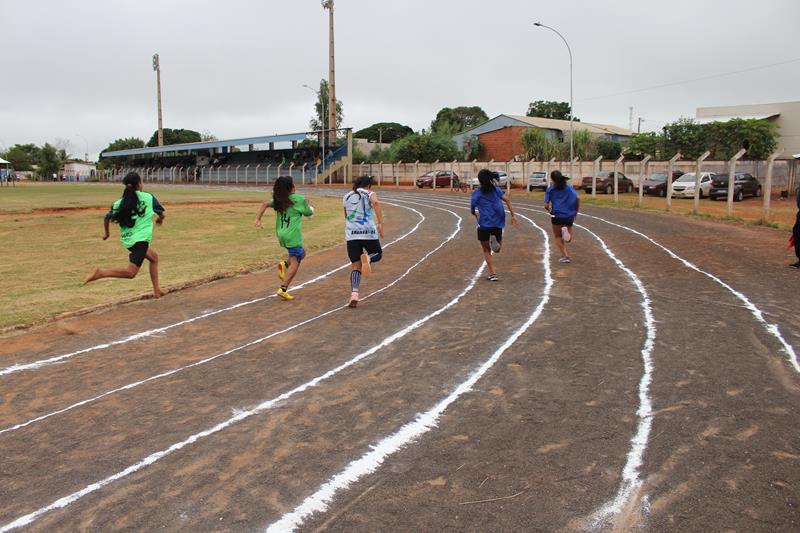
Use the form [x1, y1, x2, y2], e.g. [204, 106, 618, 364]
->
[575, 211, 799, 373]
[265, 211, 551, 533]
[0, 204, 462, 437]
[394, 196, 658, 527]
[0, 259, 486, 532]
[0, 202, 424, 378]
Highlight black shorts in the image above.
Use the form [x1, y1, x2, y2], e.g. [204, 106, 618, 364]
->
[551, 216, 575, 227]
[347, 239, 382, 264]
[477, 227, 503, 242]
[127, 241, 149, 267]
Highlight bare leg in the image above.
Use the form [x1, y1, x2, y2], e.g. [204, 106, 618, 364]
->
[480, 241, 496, 275]
[84, 263, 139, 284]
[145, 248, 162, 297]
[283, 254, 302, 288]
[552, 225, 567, 258]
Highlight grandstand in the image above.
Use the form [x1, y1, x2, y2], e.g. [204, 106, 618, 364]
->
[100, 129, 353, 185]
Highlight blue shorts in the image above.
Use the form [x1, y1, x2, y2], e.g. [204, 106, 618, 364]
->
[287, 246, 305, 263]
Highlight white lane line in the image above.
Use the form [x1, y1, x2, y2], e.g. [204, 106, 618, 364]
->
[0, 203, 462, 437]
[577, 211, 799, 373]
[394, 196, 659, 527]
[0, 202, 424, 378]
[265, 211, 551, 533]
[0, 262, 486, 533]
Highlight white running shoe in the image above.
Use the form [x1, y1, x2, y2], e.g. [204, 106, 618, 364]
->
[348, 291, 359, 308]
[558, 256, 571, 264]
[489, 234, 501, 253]
[561, 226, 572, 243]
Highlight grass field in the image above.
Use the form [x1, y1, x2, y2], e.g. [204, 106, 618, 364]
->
[0, 184, 344, 329]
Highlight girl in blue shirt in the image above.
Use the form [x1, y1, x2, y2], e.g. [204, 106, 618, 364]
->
[544, 170, 580, 264]
[470, 169, 517, 281]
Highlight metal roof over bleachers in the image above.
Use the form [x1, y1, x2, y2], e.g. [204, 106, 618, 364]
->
[101, 132, 309, 157]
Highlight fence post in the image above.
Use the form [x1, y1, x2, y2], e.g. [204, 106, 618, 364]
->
[432, 160, 439, 189]
[726, 148, 747, 216]
[638, 155, 651, 206]
[546, 158, 555, 189]
[693, 151, 711, 214]
[234, 165, 240, 184]
[301, 163, 306, 185]
[396, 160, 402, 188]
[613, 155, 625, 203]
[378, 161, 384, 187]
[762, 149, 783, 222]
[666, 152, 682, 210]
[289, 163, 295, 184]
[415, 160, 420, 185]
[505, 160, 511, 192]
[266, 164, 272, 184]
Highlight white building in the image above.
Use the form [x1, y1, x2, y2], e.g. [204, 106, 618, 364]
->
[61, 160, 96, 181]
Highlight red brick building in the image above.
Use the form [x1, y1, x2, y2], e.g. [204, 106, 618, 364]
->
[477, 126, 529, 161]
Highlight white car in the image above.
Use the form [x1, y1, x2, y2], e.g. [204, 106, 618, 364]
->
[469, 170, 509, 189]
[671, 172, 715, 198]
[527, 171, 547, 191]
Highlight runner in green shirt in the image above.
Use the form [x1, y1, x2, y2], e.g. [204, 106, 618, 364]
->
[84, 172, 166, 297]
[255, 176, 314, 300]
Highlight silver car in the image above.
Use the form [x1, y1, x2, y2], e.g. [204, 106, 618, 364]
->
[469, 170, 509, 189]
[527, 171, 547, 191]
[671, 172, 715, 198]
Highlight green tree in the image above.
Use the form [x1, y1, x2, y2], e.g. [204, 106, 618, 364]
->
[146, 128, 202, 147]
[391, 132, 459, 163]
[1, 143, 40, 171]
[662, 117, 706, 159]
[309, 79, 344, 133]
[526, 100, 579, 121]
[706, 118, 778, 160]
[354, 122, 413, 143]
[596, 138, 623, 160]
[98, 137, 146, 169]
[521, 128, 555, 161]
[568, 130, 594, 160]
[200, 131, 218, 141]
[626, 132, 664, 159]
[37, 143, 61, 178]
[430, 106, 488, 133]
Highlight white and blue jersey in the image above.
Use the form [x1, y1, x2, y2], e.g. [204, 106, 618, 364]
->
[343, 188, 379, 241]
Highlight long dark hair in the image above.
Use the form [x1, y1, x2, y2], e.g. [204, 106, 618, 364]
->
[112, 172, 144, 228]
[272, 176, 294, 213]
[551, 170, 567, 190]
[477, 169, 497, 193]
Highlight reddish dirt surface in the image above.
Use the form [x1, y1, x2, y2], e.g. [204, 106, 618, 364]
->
[1, 188, 798, 532]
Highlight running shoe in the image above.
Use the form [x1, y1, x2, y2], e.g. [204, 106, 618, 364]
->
[277, 260, 288, 281]
[489, 234, 501, 253]
[561, 226, 572, 243]
[791, 261, 800, 269]
[558, 256, 571, 264]
[348, 291, 359, 308]
[487, 274, 498, 281]
[277, 287, 294, 300]
[361, 253, 372, 276]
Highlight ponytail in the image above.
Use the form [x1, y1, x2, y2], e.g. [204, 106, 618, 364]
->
[112, 172, 144, 228]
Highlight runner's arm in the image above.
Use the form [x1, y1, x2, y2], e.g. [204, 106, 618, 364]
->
[102, 206, 113, 239]
[152, 195, 165, 225]
[254, 201, 271, 228]
[370, 192, 385, 239]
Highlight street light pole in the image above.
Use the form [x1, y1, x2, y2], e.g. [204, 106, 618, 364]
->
[533, 22, 573, 180]
[152, 53, 164, 147]
[303, 84, 326, 175]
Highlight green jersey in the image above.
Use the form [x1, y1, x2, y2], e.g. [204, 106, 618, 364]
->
[273, 193, 313, 248]
[107, 191, 164, 248]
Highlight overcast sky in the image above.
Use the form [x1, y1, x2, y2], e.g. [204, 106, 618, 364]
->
[3, 0, 799, 160]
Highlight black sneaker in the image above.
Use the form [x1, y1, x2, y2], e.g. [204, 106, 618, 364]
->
[487, 274, 498, 281]
[791, 261, 800, 269]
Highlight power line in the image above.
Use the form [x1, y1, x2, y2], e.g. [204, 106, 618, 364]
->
[579, 57, 800, 102]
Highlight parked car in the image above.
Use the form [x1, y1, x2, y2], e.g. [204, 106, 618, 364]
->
[671, 172, 715, 198]
[469, 170, 509, 189]
[709, 172, 762, 201]
[527, 171, 548, 191]
[416, 171, 460, 188]
[582, 171, 634, 194]
[641, 171, 684, 197]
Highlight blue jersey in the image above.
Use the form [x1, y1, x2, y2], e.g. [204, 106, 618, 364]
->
[545, 184, 579, 218]
[470, 186, 506, 229]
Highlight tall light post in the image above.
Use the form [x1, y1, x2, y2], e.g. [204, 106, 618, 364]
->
[322, 0, 336, 147]
[152, 53, 164, 147]
[76, 133, 88, 163]
[533, 22, 573, 180]
[303, 84, 326, 174]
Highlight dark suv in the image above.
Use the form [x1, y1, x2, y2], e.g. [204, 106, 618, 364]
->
[709, 172, 762, 201]
[641, 171, 684, 197]
[581, 171, 634, 194]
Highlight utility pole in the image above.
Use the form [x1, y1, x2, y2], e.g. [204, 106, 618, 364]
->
[153, 54, 164, 147]
[322, 0, 336, 147]
[629, 106, 634, 131]
[638, 117, 643, 133]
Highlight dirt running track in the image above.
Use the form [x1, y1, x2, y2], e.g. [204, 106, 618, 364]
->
[1, 188, 798, 532]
